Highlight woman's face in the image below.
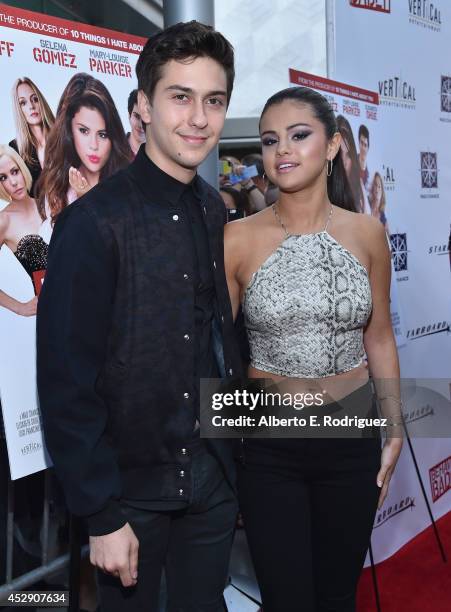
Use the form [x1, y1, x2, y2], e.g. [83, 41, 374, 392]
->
[0, 155, 27, 200]
[260, 100, 337, 193]
[340, 137, 352, 178]
[373, 176, 383, 204]
[71, 106, 112, 174]
[17, 83, 42, 126]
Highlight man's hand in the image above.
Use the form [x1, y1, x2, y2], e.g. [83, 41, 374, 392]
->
[89, 522, 139, 587]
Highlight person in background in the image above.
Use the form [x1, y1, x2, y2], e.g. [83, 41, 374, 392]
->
[241, 153, 267, 212]
[9, 77, 55, 197]
[369, 171, 389, 233]
[126, 89, 146, 157]
[336, 115, 369, 214]
[220, 185, 250, 219]
[358, 124, 370, 194]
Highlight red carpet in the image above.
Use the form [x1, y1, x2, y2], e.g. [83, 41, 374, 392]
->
[357, 511, 451, 611]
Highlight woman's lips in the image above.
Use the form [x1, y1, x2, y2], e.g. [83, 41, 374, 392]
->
[87, 155, 101, 164]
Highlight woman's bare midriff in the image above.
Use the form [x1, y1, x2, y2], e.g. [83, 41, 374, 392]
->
[248, 361, 369, 406]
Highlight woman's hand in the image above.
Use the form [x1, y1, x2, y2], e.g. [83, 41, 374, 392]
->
[16, 296, 38, 317]
[69, 167, 90, 198]
[377, 438, 403, 509]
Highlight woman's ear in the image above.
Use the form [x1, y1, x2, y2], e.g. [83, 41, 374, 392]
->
[328, 131, 342, 161]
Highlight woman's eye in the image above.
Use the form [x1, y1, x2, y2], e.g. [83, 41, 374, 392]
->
[98, 132, 109, 139]
[79, 127, 88, 135]
[262, 138, 277, 146]
[293, 132, 310, 141]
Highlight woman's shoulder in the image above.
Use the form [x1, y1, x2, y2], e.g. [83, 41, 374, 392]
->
[224, 206, 273, 243]
[333, 205, 385, 239]
[0, 208, 11, 240]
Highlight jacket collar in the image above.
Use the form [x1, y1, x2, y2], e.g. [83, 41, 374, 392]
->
[129, 144, 206, 205]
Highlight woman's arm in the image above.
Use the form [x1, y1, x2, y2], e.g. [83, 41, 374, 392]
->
[0, 290, 38, 316]
[362, 215, 403, 508]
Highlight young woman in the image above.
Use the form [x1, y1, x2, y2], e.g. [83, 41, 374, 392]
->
[9, 77, 55, 196]
[0, 145, 48, 316]
[336, 114, 370, 215]
[38, 72, 132, 230]
[369, 171, 389, 233]
[225, 87, 403, 612]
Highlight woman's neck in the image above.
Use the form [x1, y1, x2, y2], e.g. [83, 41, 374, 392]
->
[276, 183, 332, 234]
[30, 124, 45, 148]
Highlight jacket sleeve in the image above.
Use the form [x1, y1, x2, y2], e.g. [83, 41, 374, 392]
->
[36, 204, 126, 536]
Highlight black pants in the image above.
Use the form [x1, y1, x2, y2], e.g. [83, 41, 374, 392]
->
[237, 387, 381, 612]
[97, 448, 237, 612]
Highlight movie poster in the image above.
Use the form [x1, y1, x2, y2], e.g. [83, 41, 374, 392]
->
[0, 3, 146, 479]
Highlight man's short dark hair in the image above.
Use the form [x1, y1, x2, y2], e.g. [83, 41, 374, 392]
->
[136, 21, 235, 106]
[241, 153, 264, 178]
[358, 124, 370, 147]
[128, 89, 138, 115]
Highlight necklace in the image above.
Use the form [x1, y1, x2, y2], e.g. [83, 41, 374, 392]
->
[272, 203, 333, 238]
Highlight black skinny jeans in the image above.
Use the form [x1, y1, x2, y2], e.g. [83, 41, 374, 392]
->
[97, 447, 238, 612]
[237, 384, 381, 612]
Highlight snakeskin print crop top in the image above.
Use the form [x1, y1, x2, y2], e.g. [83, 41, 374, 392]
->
[242, 205, 372, 378]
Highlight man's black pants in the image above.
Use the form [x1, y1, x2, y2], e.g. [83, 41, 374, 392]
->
[97, 448, 238, 612]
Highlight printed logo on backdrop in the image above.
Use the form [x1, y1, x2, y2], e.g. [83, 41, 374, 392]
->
[408, 0, 442, 32]
[403, 403, 434, 424]
[429, 456, 450, 503]
[406, 320, 449, 340]
[382, 164, 395, 191]
[378, 76, 416, 109]
[439, 76, 451, 123]
[324, 94, 338, 113]
[374, 496, 415, 528]
[350, 0, 391, 13]
[428, 240, 449, 257]
[389, 233, 408, 281]
[420, 152, 439, 198]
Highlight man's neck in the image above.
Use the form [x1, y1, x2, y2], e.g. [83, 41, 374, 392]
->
[144, 142, 196, 184]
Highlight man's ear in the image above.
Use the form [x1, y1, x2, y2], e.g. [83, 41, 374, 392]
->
[137, 90, 152, 125]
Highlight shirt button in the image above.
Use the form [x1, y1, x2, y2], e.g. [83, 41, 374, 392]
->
[184, 392, 190, 399]
[179, 470, 185, 477]
[213, 260, 217, 269]
[183, 273, 189, 280]
[229, 368, 233, 376]
[221, 315, 225, 323]
[179, 489, 184, 495]
[203, 206, 207, 215]
[181, 448, 187, 455]
[184, 334, 190, 341]
[172, 214, 179, 221]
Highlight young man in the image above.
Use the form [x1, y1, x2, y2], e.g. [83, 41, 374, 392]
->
[37, 21, 241, 612]
[358, 124, 370, 193]
[126, 89, 146, 156]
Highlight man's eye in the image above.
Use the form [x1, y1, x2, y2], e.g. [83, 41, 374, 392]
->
[174, 94, 188, 102]
[207, 98, 224, 106]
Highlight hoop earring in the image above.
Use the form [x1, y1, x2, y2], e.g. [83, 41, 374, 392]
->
[326, 159, 333, 177]
[262, 172, 267, 181]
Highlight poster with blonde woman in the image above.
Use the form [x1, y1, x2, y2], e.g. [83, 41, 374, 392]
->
[9, 77, 54, 197]
[0, 4, 146, 479]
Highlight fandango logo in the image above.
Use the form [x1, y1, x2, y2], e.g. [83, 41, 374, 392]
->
[408, 1, 442, 25]
[350, 0, 391, 13]
[429, 456, 451, 503]
[378, 77, 416, 103]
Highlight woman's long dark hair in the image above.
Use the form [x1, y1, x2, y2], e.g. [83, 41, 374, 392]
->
[37, 73, 132, 222]
[260, 87, 357, 212]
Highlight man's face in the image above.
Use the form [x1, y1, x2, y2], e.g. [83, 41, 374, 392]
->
[138, 56, 228, 181]
[129, 104, 146, 143]
[359, 134, 369, 163]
